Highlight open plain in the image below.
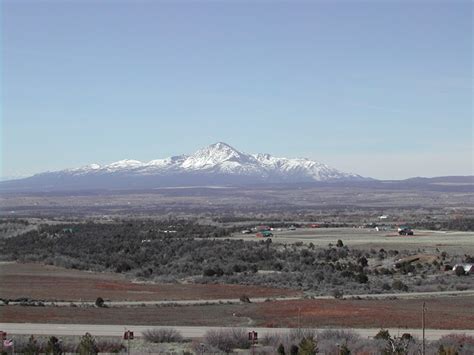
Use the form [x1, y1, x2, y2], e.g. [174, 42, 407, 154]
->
[0, 262, 299, 302]
[1, 295, 474, 330]
[230, 227, 474, 254]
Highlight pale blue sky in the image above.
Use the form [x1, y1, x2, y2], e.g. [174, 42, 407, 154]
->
[1, 0, 472, 179]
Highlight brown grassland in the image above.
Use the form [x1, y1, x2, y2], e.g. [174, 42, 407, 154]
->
[2, 296, 474, 329]
[0, 263, 299, 301]
[1, 263, 473, 329]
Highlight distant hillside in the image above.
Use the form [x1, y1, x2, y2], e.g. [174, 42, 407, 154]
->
[403, 176, 474, 184]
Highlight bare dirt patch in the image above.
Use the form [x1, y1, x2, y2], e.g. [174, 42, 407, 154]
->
[0, 304, 254, 327]
[253, 296, 474, 329]
[1, 296, 473, 330]
[0, 263, 299, 302]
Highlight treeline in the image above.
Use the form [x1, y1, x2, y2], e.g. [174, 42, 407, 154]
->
[412, 218, 474, 231]
[1, 219, 455, 294]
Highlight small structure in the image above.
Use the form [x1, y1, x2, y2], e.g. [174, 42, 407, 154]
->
[452, 264, 473, 274]
[256, 231, 273, 238]
[375, 224, 391, 232]
[255, 225, 271, 232]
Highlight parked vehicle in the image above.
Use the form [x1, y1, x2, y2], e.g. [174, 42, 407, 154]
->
[398, 226, 414, 235]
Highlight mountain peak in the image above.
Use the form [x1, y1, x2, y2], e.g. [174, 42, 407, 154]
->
[181, 142, 249, 169]
[209, 142, 235, 150]
[0, 143, 368, 191]
[204, 142, 242, 156]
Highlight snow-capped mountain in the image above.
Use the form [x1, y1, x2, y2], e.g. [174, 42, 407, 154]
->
[0, 143, 368, 191]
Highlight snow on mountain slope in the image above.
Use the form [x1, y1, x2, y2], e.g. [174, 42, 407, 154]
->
[180, 142, 264, 175]
[253, 153, 358, 181]
[41, 142, 364, 180]
[1, 143, 367, 190]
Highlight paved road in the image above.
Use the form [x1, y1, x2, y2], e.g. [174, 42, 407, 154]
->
[6, 290, 474, 307]
[1, 323, 472, 341]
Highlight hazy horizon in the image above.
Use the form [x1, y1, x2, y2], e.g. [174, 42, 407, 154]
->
[1, 1, 472, 180]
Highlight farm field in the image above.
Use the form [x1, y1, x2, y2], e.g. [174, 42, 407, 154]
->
[1, 295, 473, 330]
[0, 262, 300, 302]
[231, 228, 474, 254]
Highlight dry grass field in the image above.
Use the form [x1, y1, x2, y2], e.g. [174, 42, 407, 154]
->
[0, 263, 300, 302]
[2, 296, 473, 329]
[1, 263, 473, 330]
[230, 227, 474, 254]
[253, 297, 474, 329]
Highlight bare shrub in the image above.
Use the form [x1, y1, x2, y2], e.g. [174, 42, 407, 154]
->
[190, 340, 219, 354]
[240, 294, 251, 303]
[96, 339, 126, 353]
[45, 336, 62, 354]
[317, 329, 361, 344]
[204, 328, 251, 352]
[289, 328, 316, 342]
[436, 333, 474, 353]
[259, 329, 317, 354]
[317, 330, 359, 354]
[260, 332, 282, 347]
[142, 328, 184, 343]
[439, 333, 474, 345]
[15, 335, 44, 354]
[392, 279, 409, 291]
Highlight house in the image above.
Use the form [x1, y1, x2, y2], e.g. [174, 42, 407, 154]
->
[256, 231, 273, 238]
[452, 264, 474, 274]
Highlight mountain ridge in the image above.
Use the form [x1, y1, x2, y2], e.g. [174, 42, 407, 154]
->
[1, 142, 368, 191]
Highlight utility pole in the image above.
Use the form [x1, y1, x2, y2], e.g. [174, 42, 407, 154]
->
[298, 306, 301, 332]
[422, 302, 426, 355]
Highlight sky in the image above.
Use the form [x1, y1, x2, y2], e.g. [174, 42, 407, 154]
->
[1, 0, 472, 180]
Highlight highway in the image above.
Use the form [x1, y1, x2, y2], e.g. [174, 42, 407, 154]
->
[1, 323, 473, 341]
